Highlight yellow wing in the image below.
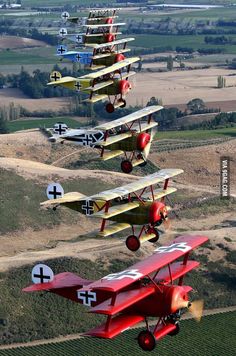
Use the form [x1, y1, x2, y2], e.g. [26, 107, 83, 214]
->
[95, 105, 163, 131]
[89, 169, 183, 201]
[41, 192, 86, 208]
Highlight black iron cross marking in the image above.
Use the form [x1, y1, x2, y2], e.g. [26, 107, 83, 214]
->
[74, 82, 82, 91]
[104, 269, 143, 281]
[155, 242, 191, 253]
[33, 267, 51, 284]
[51, 72, 61, 81]
[62, 12, 69, 20]
[76, 53, 82, 61]
[48, 186, 62, 199]
[58, 46, 66, 54]
[77, 291, 96, 306]
[54, 124, 67, 135]
[82, 134, 93, 146]
[82, 200, 94, 216]
[59, 28, 67, 36]
[76, 35, 83, 42]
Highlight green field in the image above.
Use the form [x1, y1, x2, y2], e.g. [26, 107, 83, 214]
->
[0, 311, 235, 356]
[133, 34, 236, 53]
[6, 117, 81, 132]
[0, 48, 55, 65]
[157, 127, 236, 139]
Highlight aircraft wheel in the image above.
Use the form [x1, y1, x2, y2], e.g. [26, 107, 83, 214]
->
[168, 323, 180, 336]
[137, 330, 156, 351]
[148, 228, 160, 243]
[121, 160, 133, 174]
[106, 103, 115, 113]
[126, 235, 140, 252]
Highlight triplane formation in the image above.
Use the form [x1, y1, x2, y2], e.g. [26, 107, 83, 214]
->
[22, 7, 210, 352]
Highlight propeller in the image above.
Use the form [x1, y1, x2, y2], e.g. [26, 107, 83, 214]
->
[142, 127, 157, 160]
[188, 300, 204, 322]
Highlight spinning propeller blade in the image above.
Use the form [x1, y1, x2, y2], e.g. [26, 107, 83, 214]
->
[188, 300, 204, 322]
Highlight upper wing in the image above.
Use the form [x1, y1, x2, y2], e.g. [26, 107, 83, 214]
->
[80, 57, 140, 80]
[84, 22, 125, 29]
[80, 234, 208, 293]
[95, 105, 163, 131]
[89, 169, 183, 201]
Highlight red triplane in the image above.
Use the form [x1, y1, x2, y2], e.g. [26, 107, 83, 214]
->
[23, 234, 208, 351]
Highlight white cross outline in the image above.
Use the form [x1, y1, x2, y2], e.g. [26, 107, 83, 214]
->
[103, 269, 143, 281]
[76, 35, 84, 43]
[154, 242, 191, 254]
[82, 134, 94, 146]
[77, 290, 97, 306]
[59, 28, 67, 36]
[81, 199, 94, 216]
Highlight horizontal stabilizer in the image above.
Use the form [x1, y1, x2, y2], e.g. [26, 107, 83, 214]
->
[97, 222, 131, 237]
[85, 314, 144, 339]
[91, 201, 139, 220]
[100, 150, 124, 161]
[41, 192, 86, 208]
[97, 132, 133, 147]
[23, 272, 91, 292]
[90, 285, 155, 315]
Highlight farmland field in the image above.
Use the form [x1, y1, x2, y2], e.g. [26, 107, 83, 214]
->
[0, 311, 235, 356]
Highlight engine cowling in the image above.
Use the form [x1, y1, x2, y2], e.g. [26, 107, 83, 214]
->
[149, 201, 167, 225]
[155, 285, 190, 316]
[105, 33, 114, 42]
[106, 17, 113, 24]
[119, 79, 131, 95]
[136, 132, 150, 151]
[114, 53, 125, 63]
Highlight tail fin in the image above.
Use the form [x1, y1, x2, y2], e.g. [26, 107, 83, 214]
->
[23, 264, 93, 303]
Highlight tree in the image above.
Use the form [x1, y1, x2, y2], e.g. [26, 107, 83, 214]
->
[187, 98, 206, 114]
[217, 76, 226, 88]
[0, 116, 8, 134]
[146, 97, 162, 106]
[167, 55, 173, 71]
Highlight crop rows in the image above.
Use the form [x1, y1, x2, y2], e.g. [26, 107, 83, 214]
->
[0, 311, 235, 356]
[152, 137, 234, 152]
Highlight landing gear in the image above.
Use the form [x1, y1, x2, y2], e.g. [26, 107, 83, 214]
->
[126, 235, 140, 252]
[137, 153, 147, 167]
[137, 330, 156, 351]
[118, 98, 126, 108]
[168, 322, 180, 336]
[147, 227, 160, 243]
[121, 160, 133, 174]
[105, 102, 115, 113]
